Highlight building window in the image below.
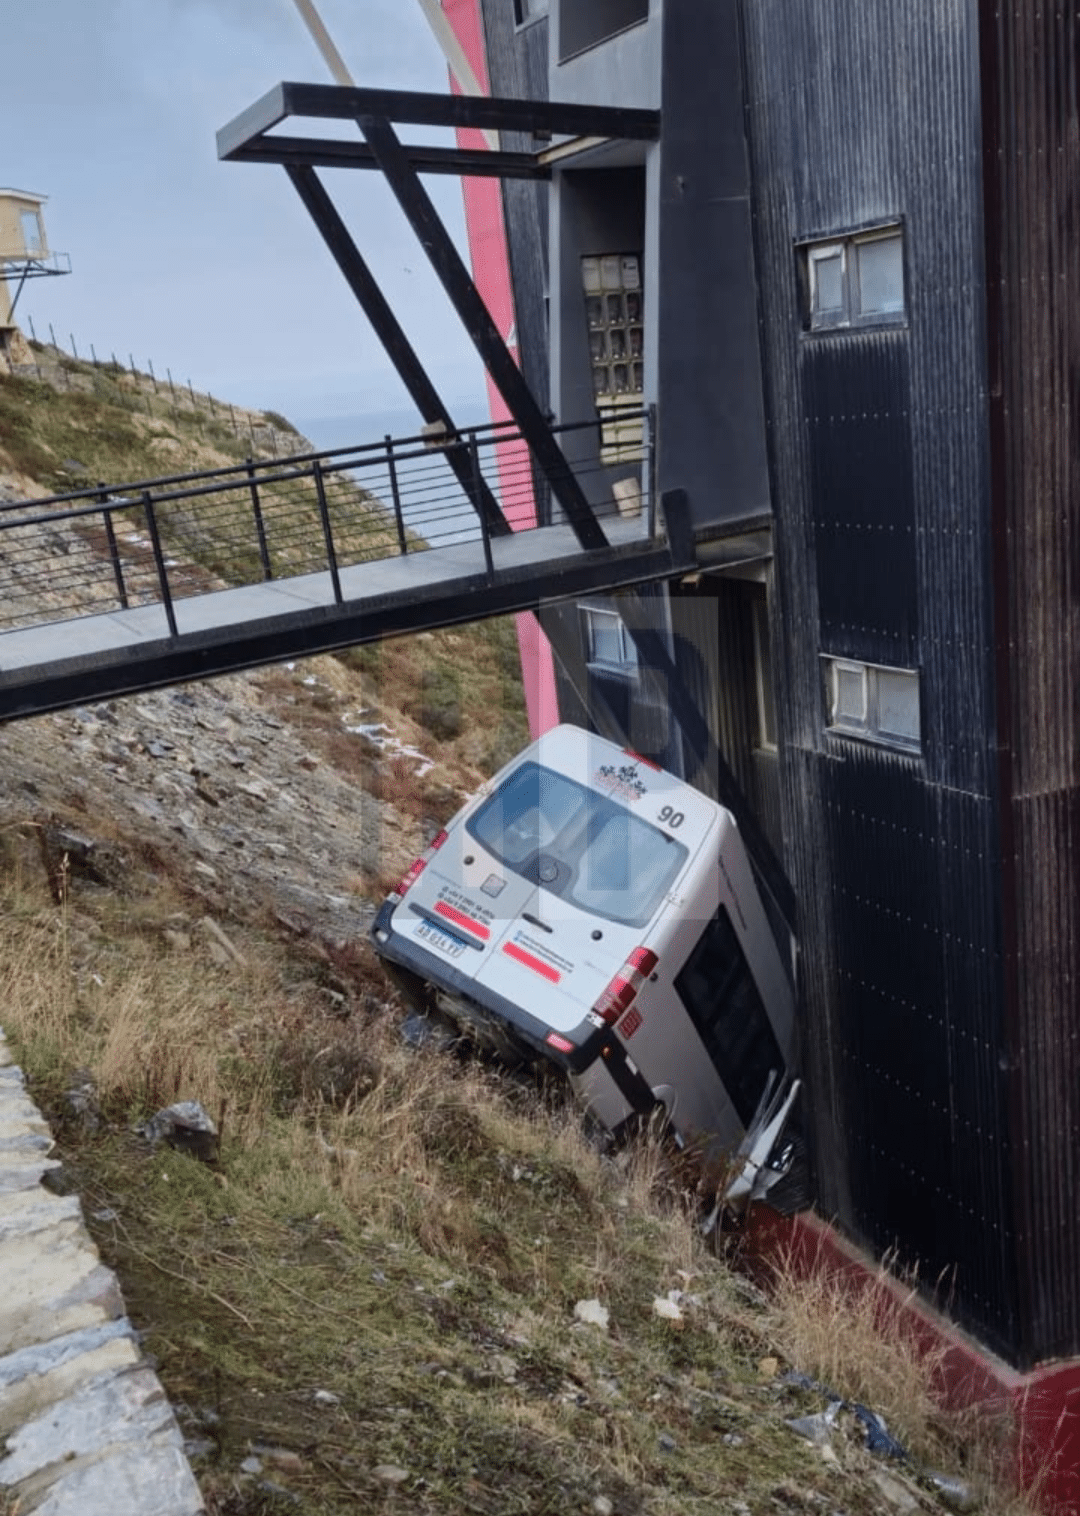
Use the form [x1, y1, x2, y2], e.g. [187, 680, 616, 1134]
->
[802, 226, 905, 331]
[823, 657, 920, 751]
[514, 0, 548, 24]
[583, 606, 637, 672]
[19, 209, 43, 255]
[559, 0, 649, 62]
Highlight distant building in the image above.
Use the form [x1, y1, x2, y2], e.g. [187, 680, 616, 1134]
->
[0, 188, 70, 354]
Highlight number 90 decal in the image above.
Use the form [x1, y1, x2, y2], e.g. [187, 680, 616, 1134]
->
[658, 805, 684, 829]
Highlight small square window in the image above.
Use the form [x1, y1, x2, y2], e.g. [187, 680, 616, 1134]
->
[832, 662, 868, 725]
[823, 657, 920, 752]
[583, 606, 637, 671]
[876, 667, 920, 743]
[809, 246, 845, 318]
[801, 225, 905, 331]
[855, 233, 904, 316]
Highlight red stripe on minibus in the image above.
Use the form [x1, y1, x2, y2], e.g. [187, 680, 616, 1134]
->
[502, 942, 561, 982]
[434, 900, 490, 940]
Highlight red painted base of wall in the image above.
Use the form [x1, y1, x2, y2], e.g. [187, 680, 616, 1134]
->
[745, 1207, 1080, 1514]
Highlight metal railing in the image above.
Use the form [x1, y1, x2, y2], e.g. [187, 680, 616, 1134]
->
[0, 410, 654, 635]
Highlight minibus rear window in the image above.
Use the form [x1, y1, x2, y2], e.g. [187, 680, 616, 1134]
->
[467, 761, 688, 928]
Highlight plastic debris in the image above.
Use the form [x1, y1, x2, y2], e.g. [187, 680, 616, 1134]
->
[785, 1399, 842, 1446]
[851, 1402, 908, 1459]
[141, 1100, 219, 1163]
[926, 1471, 978, 1511]
[574, 1298, 610, 1330]
[653, 1295, 684, 1322]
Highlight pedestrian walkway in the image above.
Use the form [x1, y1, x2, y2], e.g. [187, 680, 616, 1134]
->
[0, 414, 694, 722]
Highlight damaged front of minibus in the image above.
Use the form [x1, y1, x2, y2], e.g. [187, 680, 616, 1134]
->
[371, 724, 800, 1207]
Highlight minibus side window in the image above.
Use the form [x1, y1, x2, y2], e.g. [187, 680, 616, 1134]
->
[673, 908, 785, 1126]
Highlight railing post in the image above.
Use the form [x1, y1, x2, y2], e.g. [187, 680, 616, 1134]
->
[141, 490, 178, 637]
[246, 458, 273, 580]
[385, 434, 408, 556]
[98, 482, 129, 610]
[312, 460, 343, 605]
[469, 431, 495, 580]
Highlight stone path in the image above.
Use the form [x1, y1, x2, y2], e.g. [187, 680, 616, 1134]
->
[0, 1032, 204, 1515]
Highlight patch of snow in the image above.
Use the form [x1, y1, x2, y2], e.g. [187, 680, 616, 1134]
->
[343, 717, 433, 777]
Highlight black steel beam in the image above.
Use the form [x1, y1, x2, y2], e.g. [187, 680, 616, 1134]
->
[286, 163, 510, 539]
[217, 81, 659, 159]
[228, 135, 548, 180]
[356, 113, 608, 552]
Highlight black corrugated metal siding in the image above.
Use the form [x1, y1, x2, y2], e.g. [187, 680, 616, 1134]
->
[980, 0, 1080, 1365]
[739, 0, 1024, 1358]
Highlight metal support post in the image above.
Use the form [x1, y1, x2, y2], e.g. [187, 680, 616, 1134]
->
[385, 436, 408, 555]
[141, 491, 178, 637]
[312, 460, 343, 604]
[246, 460, 273, 580]
[470, 431, 494, 580]
[99, 485, 129, 609]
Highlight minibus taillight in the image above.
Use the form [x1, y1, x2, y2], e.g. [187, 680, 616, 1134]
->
[391, 830, 448, 899]
[592, 946, 658, 1026]
[546, 1031, 576, 1055]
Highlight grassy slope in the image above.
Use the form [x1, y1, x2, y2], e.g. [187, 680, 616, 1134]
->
[0, 350, 1033, 1515]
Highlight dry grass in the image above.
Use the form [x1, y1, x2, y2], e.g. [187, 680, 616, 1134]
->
[0, 818, 1040, 1515]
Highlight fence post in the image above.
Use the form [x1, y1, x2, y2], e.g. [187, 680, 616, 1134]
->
[99, 484, 129, 609]
[385, 434, 408, 556]
[312, 460, 343, 605]
[141, 490, 178, 637]
[246, 458, 273, 580]
[470, 430, 494, 580]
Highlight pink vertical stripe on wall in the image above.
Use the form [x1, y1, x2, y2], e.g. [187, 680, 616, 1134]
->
[438, 0, 560, 737]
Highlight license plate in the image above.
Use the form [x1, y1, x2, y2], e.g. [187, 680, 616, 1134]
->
[416, 919, 466, 959]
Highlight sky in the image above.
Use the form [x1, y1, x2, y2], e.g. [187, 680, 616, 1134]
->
[1, 0, 487, 436]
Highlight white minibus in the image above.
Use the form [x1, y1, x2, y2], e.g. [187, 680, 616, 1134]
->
[372, 724, 798, 1195]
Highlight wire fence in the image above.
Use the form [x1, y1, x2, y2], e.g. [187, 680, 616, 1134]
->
[0, 411, 654, 635]
[12, 315, 287, 458]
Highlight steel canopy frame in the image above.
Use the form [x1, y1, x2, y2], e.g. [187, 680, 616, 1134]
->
[218, 82, 661, 552]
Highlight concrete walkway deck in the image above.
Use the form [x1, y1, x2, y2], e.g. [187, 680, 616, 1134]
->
[0, 511, 685, 722]
[0, 1032, 204, 1515]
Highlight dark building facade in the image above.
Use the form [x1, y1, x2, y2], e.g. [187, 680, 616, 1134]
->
[469, 0, 1080, 1374]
